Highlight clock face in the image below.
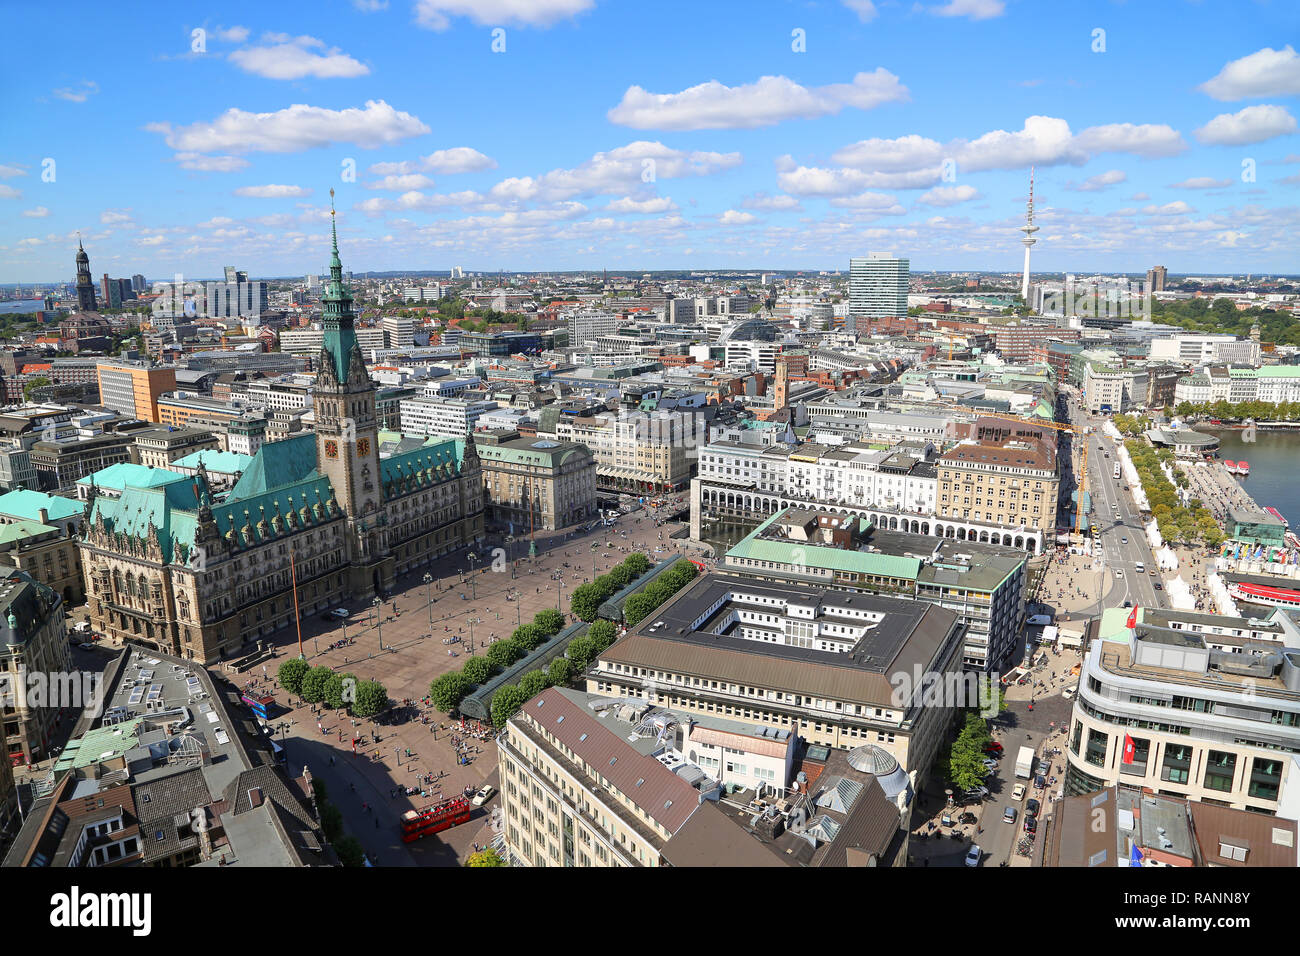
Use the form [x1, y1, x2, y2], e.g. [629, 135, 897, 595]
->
[357, 437, 371, 457]
[324, 440, 339, 459]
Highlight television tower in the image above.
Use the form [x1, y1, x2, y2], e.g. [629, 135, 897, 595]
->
[1019, 167, 1039, 304]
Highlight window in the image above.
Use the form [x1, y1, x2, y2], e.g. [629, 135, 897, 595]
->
[1249, 757, 1282, 801]
[1204, 751, 1237, 793]
[1161, 744, 1192, 785]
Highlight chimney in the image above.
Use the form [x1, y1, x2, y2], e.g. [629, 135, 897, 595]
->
[38, 508, 48, 525]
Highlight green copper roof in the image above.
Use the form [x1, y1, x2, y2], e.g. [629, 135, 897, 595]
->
[727, 511, 922, 581]
[0, 488, 83, 523]
[320, 194, 360, 382]
[228, 433, 318, 498]
[78, 463, 184, 494]
[380, 436, 467, 491]
[0, 519, 58, 544]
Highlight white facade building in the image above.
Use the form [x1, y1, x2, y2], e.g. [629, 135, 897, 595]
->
[399, 395, 499, 438]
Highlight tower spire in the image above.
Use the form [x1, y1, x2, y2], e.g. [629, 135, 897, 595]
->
[1019, 166, 1039, 305]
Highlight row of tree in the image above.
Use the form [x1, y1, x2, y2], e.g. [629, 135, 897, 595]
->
[277, 658, 389, 718]
[312, 778, 366, 867]
[1174, 400, 1300, 423]
[1110, 412, 1151, 436]
[488, 619, 622, 726]
[1124, 439, 1224, 547]
[623, 559, 700, 627]
[569, 552, 652, 621]
[428, 608, 569, 715]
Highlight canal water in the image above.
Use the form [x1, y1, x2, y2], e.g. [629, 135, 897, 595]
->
[1205, 428, 1300, 528]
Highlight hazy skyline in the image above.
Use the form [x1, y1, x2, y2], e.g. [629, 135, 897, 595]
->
[2, 0, 1298, 282]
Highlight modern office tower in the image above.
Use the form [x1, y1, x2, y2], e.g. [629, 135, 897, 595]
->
[848, 253, 909, 330]
[1146, 265, 1168, 292]
[565, 310, 618, 348]
[74, 238, 97, 312]
[95, 360, 177, 423]
[132, 273, 147, 294]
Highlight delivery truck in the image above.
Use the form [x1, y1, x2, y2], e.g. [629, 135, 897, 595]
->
[1015, 746, 1035, 779]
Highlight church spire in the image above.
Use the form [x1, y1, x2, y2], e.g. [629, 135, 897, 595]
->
[319, 189, 360, 385]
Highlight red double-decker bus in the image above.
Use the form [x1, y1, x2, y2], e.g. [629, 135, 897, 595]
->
[400, 797, 472, 843]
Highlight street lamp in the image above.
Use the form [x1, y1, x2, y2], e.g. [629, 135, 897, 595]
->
[557, 579, 565, 611]
[423, 572, 433, 639]
[467, 616, 479, 653]
[373, 596, 384, 652]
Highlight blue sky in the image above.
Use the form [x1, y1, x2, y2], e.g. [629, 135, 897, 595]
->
[2, 0, 1298, 282]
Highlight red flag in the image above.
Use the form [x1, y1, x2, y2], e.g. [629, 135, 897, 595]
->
[1122, 734, 1136, 764]
[1126, 606, 1138, 630]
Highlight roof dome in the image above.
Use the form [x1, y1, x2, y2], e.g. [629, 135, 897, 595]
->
[847, 743, 898, 776]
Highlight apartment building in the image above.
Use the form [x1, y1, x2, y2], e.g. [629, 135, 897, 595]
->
[1065, 605, 1300, 813]
[937, 433, 1059, 537]
[587, 573, 967, 780]
[95, 361, 177, 423]
[131, 425, 220, 469]
[1082, 362, 1149, 414]
[556, 409, 702, 493]
[399, 394, 499, 438]
[473, 430, 597, 532]
[1149, 334, 1260, 367]
[382, 316, 416, 349]
[723, 508, 1027, 671]
[994, 326, 1081, 364]
[0, 567, 69, 767]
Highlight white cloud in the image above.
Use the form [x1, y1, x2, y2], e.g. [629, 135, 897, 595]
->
[1072, 123, 1186, 158]
[831, 134, 945, 171]
[354, 190, 486, 215]
[741, 192, 801, 211]
[0, 164, 26, 179]
[1141, 201, 1194, 216]
[842, 0, 877, 22]
[487, 142, 741, 203]
[608, 69, 908, 130]
[138, 235, 168, 246]
[414, 0, 594, 30]
[1200, 46, 1300, 101]
[353, 0, 388, 10]
[234, 184, 313, 198]
[147, 100, 430, 153]
[931, 0, 1005, 20]
[606, 196, 677, 214]
[53, 81, 98, 103]
[918, 184, 979, 206]
[172, 152, 250, 172]
[366, 173, 437, 191]
[368, 147, 497, 176]
[828, 192, 906, 214]
[214, 26, 250, 43]
[22, 206, 48, 218]
[718, 210, 757, 225]
[0, 185, 21, 200]
[1131, 192, 1150, 201]
[229, 35, 369, 80]
[1170, 177, 1232, 189]
[1195, 105, 1297, 146]
[100, 209, 132, 223]
[1066, 169, 1127, 192]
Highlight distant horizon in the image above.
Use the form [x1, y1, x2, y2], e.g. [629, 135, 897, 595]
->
[3, 3, 1298, 281]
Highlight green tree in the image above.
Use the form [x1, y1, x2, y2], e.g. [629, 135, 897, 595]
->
[353, 680, 389, 718]
[624, 553, 651, 576]
[300, 666, 333, 704]
[466, 847, 507, 867]
[430, 672, 472, 713]
[486, 638, 525, 669]
[490, 684, 530, 726]
[565, 635, 597, 672]
[22, 376, 51, 401]
[278, 657, 309, 696]
[511, 623, 547, 651]
[518, 669, 549, 699]
[569, 582, 602, 621]
[335, 835, 366, 867]
[533, 608, 565, 636]
[547, 657, 574, 687]
[324, 672, 357, 711]
[587, 619, 618, 651]
[320, 802, 344, 843]
[462, 655, 495, 685]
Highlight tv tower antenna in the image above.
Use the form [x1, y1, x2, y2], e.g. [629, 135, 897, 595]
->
[1019, 166, 1039, 304]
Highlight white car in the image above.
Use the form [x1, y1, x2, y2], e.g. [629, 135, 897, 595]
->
[471, 784, 496, 807]
[965, 845, 982, 867]
[330, 608, 350, 619]
[1115, 569, 1125, 578]
[1012, 783, 1027, 801]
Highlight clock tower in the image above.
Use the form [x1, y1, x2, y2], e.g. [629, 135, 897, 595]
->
[314, 190, 393, 596]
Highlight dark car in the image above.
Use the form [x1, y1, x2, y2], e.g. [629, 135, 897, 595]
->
[1025, 798, 1041, 817]
[1123, 600, 1132, 608]
[1024, 815, 1038, 834]
[958, 811, 979, 825]
[1154, 582, 1164, 591]
[1035, 774, 1047, 789]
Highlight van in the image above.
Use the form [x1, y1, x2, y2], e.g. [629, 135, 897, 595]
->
[1134, 562, 1145, 574]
